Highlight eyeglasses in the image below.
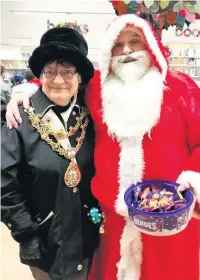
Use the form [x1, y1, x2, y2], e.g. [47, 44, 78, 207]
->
[43, 69, 77, 80]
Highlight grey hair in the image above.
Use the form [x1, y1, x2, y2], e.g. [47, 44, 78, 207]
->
[44, 59, 75, 68]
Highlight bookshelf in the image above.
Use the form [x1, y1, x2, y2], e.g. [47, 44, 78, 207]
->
[167, 42, 200, 87]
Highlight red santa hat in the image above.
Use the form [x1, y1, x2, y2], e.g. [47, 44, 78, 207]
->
[100, 14, 168, 86]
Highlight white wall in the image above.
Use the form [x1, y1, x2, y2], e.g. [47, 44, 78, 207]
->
[1, 0, 115, 62]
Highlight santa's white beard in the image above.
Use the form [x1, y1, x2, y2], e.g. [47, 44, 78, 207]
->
[101, 67, 164, 139]
[111, 50, 151, 84]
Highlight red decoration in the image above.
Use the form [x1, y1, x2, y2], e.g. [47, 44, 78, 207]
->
[179, 9, 186, 17]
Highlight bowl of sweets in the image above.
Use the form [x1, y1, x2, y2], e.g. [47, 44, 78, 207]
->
[124, 180, 194, 236]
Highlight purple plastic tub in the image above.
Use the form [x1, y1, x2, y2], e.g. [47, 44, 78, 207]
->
[124, 180, 194, 236]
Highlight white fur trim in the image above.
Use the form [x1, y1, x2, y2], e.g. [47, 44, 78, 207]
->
[12, 83, 39, 97]
[115, 137, 144, 279]
[117, 219, 142, 280]
[100, 14, 168, 85]
[177, 171, 200, 199]
[115, 137, 144, 216]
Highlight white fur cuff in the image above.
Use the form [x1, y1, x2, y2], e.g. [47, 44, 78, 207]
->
[177, 171, 200, 199]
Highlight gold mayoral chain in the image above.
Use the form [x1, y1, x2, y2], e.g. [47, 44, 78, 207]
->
[25, 107, 89, 188]
[52, 107, 88, 140]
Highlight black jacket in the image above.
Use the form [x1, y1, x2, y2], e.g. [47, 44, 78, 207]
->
[1, 89, 100, 279]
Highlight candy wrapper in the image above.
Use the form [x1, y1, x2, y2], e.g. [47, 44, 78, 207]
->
[133, 185, 186, 212]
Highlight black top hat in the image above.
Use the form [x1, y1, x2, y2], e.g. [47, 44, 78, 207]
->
[29, 27, 94, 84]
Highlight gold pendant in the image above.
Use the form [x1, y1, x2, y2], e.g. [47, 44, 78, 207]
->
[53, 129, 68, 140]
[99, 225, 105, 234]
[64, 160, 81, 187]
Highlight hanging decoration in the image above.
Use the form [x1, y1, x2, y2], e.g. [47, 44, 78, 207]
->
[109, 0, 200, 30]
[56, 22, 89, 35]
[47, 19, 89, 35]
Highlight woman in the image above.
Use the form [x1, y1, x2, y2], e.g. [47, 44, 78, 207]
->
[1, 27, 102, 280]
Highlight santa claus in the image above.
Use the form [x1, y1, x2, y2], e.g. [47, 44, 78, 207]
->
[86, 14, 200, 280]
[5, 14, 200, 280]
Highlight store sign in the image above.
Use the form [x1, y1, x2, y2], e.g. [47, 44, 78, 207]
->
[47, 20, 89, 35]
[176, 28, 200, 38]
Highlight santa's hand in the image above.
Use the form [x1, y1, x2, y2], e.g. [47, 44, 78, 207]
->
[177, 171, 200, 205]
[6, 94, 30, 129]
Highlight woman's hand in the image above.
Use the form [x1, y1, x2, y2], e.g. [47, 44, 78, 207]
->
[19, 236, 48, 269]
[6, 94, 30, 129]
[20, 236, 44, 261]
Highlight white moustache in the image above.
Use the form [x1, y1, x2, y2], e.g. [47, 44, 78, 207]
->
[111, 50, 151, 83]
[112, 50, 149, 64]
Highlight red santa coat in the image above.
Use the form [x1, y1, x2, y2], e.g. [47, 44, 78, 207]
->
[87, 14, 200, 280]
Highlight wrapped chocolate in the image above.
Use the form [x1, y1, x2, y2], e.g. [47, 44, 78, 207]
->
[137, 185, 186, 213]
